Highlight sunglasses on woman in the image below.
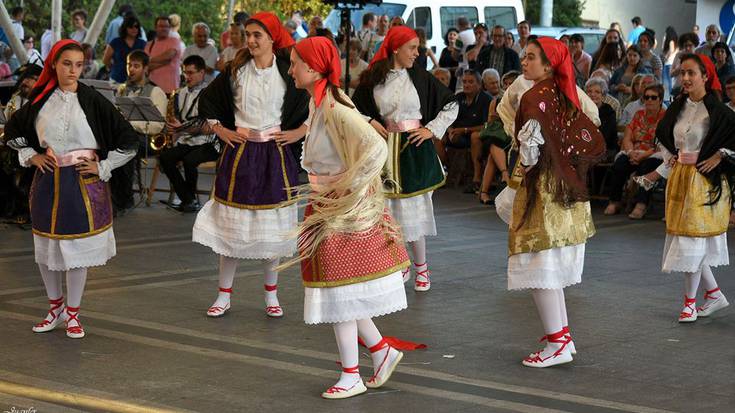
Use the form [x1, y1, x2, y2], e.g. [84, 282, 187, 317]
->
[643, 94, 660, 101]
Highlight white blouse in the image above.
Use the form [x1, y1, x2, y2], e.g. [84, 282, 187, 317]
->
[372, 68, 457, 139]
[15, 88, 135, 181]
[301, 102, 344, 176]
[232, 56, 286, 130]
[656, 98, 710, 179]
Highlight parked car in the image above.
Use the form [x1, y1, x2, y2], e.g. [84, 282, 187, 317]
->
[508, 26, 607, 54]
[325, 0, 526, 67]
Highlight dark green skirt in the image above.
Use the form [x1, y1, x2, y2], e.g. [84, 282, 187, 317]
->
[384, 131, 445, 198]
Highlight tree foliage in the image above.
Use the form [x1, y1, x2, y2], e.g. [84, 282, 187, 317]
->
[13, 0, 334, 51]
[525, 0, 585, 27]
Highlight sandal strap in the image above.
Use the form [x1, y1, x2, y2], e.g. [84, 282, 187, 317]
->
[704, 288, 721, 300]
[264, 284, 277, 292]
[342, 365, 359, 374]
[368, 338, 390, 353]
[265, 306, 282, 313]
[219, 287, 233, 293]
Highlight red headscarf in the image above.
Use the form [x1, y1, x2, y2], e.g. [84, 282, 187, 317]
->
[536, 37, 581, 110]
[32, 39, 81, 104]
[248, 12, 295, 50]
[294, 37, 341, 108]
[369, 26, 417, 68]
[696, 53, 722, 92]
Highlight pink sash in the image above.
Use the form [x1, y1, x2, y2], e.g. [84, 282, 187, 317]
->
[236, 126, 282, 142]
[385, 119, 421, 133]
[47, 149, 97, 167]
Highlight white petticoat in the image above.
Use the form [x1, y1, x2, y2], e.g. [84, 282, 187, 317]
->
[385, 192, 436, 242]
[662, 233, 729, 273]
[507, 243, 585, 290]
[192, 200, 297, 259]
[303, 271, 407, 324]
[34, 228, 116, 271]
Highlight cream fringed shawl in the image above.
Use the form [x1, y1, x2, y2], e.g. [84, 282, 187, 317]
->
[281, 89, 402, 268]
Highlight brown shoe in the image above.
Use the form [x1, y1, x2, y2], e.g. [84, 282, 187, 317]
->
[628, 203, 648, 220]
[604, 202, 621, 215]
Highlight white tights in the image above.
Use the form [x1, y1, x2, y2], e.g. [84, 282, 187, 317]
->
[331, 319, 387, 388]
[213, 256, 281, 307]
[684, 265, 719, 299]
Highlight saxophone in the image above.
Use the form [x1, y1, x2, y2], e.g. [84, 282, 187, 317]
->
[150, 90, 178, 151]
[0, 92, 20, 142]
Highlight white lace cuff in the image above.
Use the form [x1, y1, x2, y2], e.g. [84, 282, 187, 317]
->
[17, 147, 38, 167]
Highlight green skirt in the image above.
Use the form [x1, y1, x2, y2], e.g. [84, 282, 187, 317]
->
[384, 131, 445, 198]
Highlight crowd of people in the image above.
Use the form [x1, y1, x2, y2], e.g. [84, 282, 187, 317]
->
[0, 5, 733, 400]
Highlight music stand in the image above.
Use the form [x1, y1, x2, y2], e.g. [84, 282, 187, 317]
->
[80, 79, 117, 103]
[115, 96, 166, 207]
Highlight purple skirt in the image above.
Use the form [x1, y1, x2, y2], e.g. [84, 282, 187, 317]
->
[213, 141, 299, 209]
[30, 166, 113, 239]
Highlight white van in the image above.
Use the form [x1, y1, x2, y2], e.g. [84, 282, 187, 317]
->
[325, 1, 525, 63]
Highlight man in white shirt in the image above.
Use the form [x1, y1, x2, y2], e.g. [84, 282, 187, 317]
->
[40, 29, 54, 61]
[457, 17, 475, 68]
[357, 12, 381, 61]
[513, 21, 531, 55]
[183, 23, 219, 77]
[10, 7, 24, 42]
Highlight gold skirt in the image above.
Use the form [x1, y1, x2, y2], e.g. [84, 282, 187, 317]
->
[665, 163, 730, 237]
[509, 170, 595, 256]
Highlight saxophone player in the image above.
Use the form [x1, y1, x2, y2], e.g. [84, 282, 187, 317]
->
[0, 63, 41, 224]
[111, 50, 167, 214]
[159, 55, 218, 212]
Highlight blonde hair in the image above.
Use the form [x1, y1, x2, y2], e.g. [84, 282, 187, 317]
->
[169, 14, 181, 31]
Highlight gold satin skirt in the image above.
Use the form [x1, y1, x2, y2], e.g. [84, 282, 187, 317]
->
[665, 163, 730, 237]
[509, 171, 595, 256]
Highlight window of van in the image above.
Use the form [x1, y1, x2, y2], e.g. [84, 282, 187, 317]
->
[407, 7, 432, 39]
[324, 3, 407, 35]
[484, 7, 517, 29]
[440, 7, 478, 37]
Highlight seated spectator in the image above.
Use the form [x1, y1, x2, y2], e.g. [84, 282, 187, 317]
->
[159, 55, 220, 212]
[183, 23, 218, 75]
[610, 45, 651, 101]
[592, 42, 623, 83]
[285, 20, 302, 42]
[441, 70, 491, 193]
[474, 25, 520, 78]
[502, 31, 513, 49]
[501, 70, 520, 90]
[218, 23, 245, 72]
[477, 93, 511, 205]
[585, 77, 618, 153]
[432, 67, 451, 88]
[694, 24, 721, 57]
[619, 74, 656, 127]
[220, 11, 248, 49]
[22, 35, 42, 67]
[81, 43, 101, 79]
[481, 68, 501, 98]
[725, 77, 735, 226]
[591, 28, 625, 71]
[340, 39, 368, 96]
[69, 9, 88, 43]
[103, 15, 145, 83]
[414, 28, 438, 69]
[570, 33, 592, 83]
[439, 28, 461, 90]
[559, 34, 570, 48]
[605, 84, 665, 219]
[637, 30, 662, 80]
[711, 42, 735, 90]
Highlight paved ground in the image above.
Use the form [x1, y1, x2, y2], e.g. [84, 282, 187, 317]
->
[0, 174, 733, 413]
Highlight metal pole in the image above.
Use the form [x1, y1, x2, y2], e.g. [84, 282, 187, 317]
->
[227, 0, 236, 25]
[51, 0, 62, 42]
[0, 2, 27, 63]
[343, 8, 351, 94]
[84, 0, 116, 46]
[540, 0, 553, 27]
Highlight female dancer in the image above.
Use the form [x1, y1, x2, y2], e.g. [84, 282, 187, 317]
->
[195, 12, 309, 318]
[352, 26, 457, 292]
[495, 38, 605, 367]
[5, 40, 138, 338]
[640, 53, 734, 321]
[289, 37, 411, 399]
